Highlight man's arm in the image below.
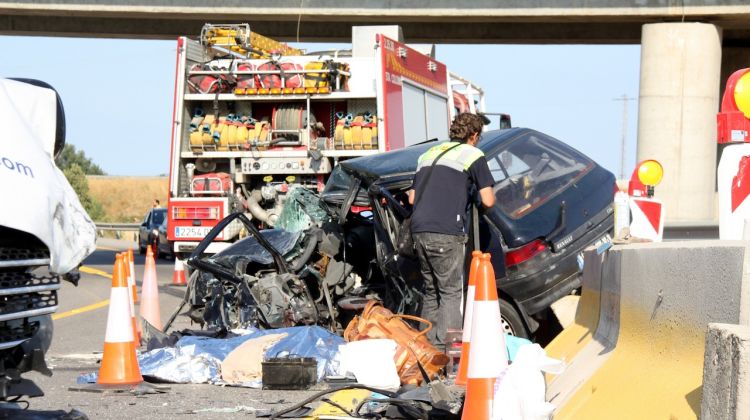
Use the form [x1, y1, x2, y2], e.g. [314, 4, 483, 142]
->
[408, 189, 415, 205]
[468, 156, 496, 209]
[479, 186, 495, 208]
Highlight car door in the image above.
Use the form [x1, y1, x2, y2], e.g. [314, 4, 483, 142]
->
[366, 179, 424, 316]
[140, 211, 152, 247]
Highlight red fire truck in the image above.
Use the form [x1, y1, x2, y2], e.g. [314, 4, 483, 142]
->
[166, 24, 487, 257]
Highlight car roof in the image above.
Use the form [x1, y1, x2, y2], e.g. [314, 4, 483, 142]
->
[339, 128, 524, 184]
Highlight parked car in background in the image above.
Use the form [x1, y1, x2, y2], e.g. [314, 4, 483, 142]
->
[138, 208, 166, 255]
[153, 217, 173, 259]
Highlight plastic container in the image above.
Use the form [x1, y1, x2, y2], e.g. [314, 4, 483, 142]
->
[261, 357, 317, 390]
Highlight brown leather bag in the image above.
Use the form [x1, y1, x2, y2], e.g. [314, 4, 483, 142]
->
[343, 300, 449, 385]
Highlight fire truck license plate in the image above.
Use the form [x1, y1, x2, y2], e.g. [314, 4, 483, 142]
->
[174, 226, 212, 238]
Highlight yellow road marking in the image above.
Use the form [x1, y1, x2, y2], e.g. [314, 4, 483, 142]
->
[52, 299, 110, 320]
[79, 266, 112, 279]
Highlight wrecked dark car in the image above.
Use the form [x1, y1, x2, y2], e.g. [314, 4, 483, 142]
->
[180, 186, 394, 333]
[179, 127, 614, 339]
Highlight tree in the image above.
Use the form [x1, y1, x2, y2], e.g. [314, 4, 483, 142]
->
[63, 163, 105, 221]
[56, 144, 105, 175]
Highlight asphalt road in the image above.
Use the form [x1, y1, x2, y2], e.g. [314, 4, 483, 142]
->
[10, 238, 572, 419]
[16, 239, 320, 420]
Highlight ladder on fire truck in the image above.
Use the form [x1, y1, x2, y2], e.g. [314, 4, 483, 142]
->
[200, 23, 303, 59]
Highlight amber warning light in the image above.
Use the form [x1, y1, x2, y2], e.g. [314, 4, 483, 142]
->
[629, 160, 663, 198]
[718, 68, 750, 144]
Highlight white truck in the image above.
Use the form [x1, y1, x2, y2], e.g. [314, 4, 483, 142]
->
[166, 24, 487, 256]
[0, 78, 96, 399]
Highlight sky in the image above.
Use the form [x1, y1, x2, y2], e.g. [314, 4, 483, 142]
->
[0, 35, 640, 178]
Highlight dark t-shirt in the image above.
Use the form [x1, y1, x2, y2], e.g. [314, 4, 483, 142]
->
[410, 142, 494, 236]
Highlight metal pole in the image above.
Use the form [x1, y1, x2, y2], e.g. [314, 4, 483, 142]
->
[614, 94, 635, 179]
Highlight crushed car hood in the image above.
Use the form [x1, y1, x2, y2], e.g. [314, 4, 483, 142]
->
[208, 229, 302, 267]
[0, 79, 96, 274]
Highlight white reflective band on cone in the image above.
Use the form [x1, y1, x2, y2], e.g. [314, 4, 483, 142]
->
[461, 285, 475, 342]
[467, 300, 507, 378]
[104, 288, 135, 343]
[175, 258, 184, 270]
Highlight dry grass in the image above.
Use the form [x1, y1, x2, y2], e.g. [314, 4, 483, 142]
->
[88, 176, 168, 223]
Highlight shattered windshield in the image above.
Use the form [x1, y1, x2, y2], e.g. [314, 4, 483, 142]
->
[276, 186, 330, 232]
[207, 187, 329, 269]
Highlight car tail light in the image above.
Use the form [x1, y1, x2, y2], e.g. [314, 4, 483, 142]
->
[505, 239, 548, 267]
[172, 206, 220, 220]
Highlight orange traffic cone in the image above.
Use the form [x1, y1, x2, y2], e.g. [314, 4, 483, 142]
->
[140, 245, 163, 331]
[97, 254, 143, 386]
[120, 253, 142, 344]
[461, 253, 508, 420]
[172, 256, 187, 286]
[455, 250, 482, 386]
[127, 248, 138, 304]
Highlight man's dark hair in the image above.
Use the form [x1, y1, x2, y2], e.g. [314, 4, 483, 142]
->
[449, 113, 485, 143]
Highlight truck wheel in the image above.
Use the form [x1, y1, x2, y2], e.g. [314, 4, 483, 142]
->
[499, 298, 529, 339]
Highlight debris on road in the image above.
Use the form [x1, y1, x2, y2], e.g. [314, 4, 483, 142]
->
[345, 300, 449, 386]
[79, 326, 343, 388]
[493, 343, 564, 420]
[338, 339, 401, 391]
[222, 332, 287, 384]
[261, 355, 318, 390]
[190, 405, 258, 414]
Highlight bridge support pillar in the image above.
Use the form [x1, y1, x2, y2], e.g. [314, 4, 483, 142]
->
[637, 22, 721, 222]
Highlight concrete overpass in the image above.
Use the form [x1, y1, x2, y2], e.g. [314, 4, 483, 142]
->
[1, 1, 749, 44]
[3, 0, 750, 223]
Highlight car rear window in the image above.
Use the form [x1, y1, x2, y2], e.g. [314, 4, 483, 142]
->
[486, 132, 593, 219]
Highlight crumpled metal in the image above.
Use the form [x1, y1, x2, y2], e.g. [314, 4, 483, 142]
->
[209, 229, 301, 267]
[136, 326, 344, 387]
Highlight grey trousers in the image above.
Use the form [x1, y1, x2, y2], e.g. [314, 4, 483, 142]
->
[413, 232, 466, 353]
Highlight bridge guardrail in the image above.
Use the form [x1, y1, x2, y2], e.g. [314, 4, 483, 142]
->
[95, 223, 140, 241]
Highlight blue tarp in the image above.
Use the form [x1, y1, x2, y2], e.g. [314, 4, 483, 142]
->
[78, 326, 345, 387]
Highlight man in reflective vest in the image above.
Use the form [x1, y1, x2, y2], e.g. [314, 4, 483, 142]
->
[408, 113, 496, 352]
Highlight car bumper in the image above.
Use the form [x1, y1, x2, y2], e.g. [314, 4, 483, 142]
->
[502, 212, 613, 315]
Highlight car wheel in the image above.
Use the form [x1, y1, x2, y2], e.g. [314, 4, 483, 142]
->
[499, 298, 529, 339]
[138, 236, 146, 255]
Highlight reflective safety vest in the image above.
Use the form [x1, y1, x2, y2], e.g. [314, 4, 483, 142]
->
[417, 141, 485, 173]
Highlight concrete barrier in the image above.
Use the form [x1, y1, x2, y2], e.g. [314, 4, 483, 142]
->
[548, 241, 750, 419]
[545, 246, 604, 363]
[545, 245, 621, 409]
[701, 323, 750, 419]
